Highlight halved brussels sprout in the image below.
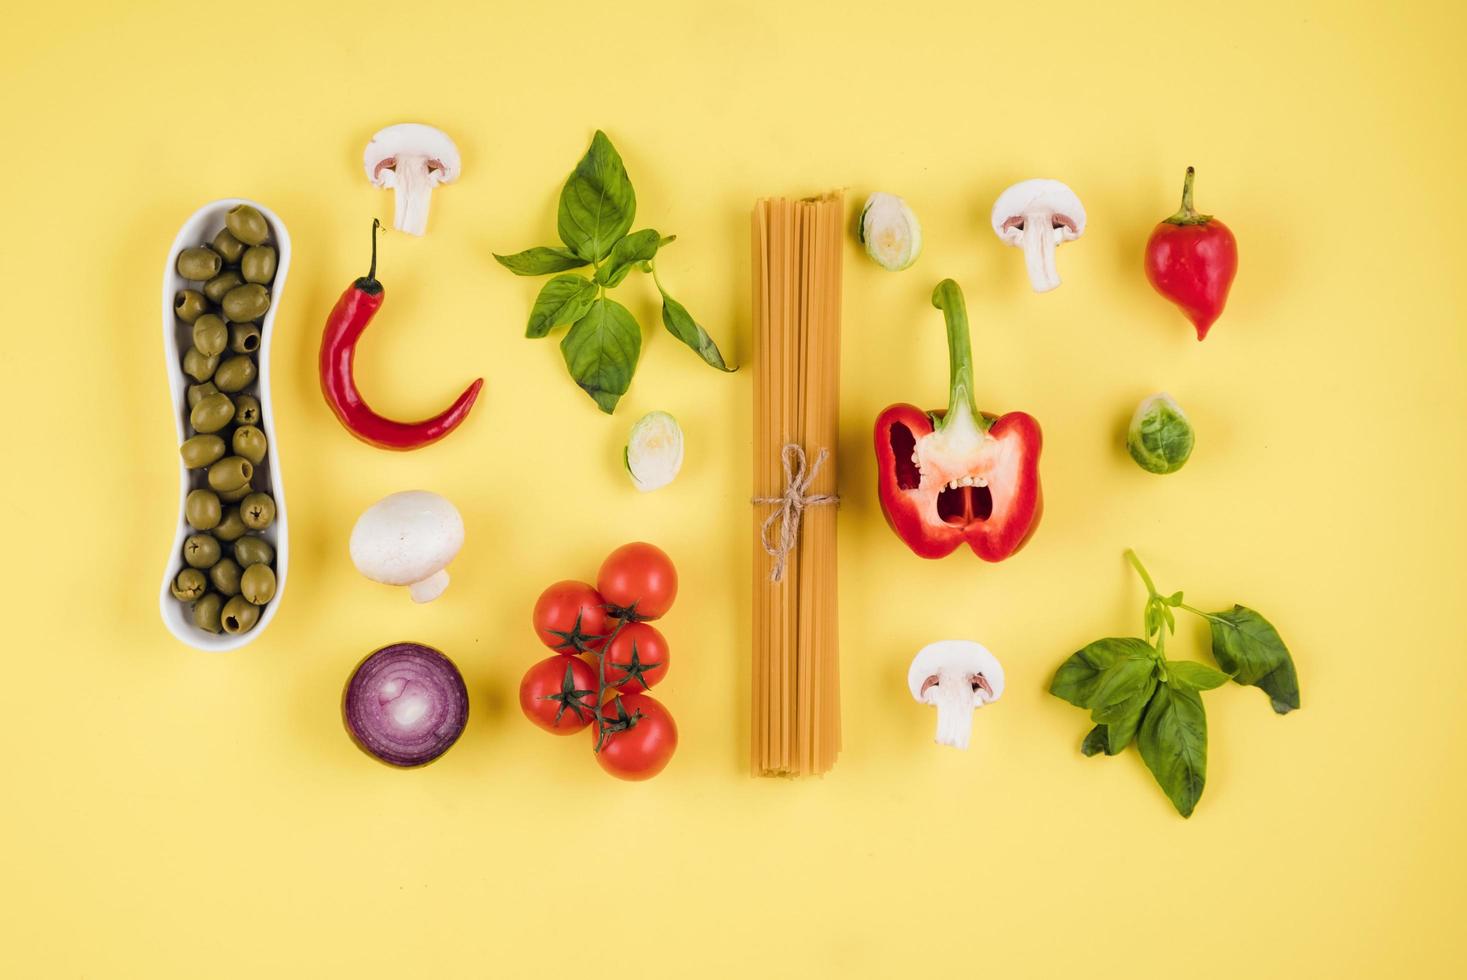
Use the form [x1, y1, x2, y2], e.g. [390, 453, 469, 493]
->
[625, 411, 684, 492]
[858, 192, 922, 271]
[1127, 392, 1194, 474]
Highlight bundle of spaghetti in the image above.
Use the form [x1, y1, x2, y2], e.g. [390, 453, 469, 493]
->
[751, 192, 843, 777]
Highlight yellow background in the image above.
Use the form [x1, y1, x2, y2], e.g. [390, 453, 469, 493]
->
[3, 1, 1464, 976]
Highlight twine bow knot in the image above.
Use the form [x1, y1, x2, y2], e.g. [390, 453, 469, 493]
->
[753, 443, 839, 582]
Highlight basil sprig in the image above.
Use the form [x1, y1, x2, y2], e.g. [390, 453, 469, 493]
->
[1050, 549, 1300, 817]
[495, 131, 735, 414]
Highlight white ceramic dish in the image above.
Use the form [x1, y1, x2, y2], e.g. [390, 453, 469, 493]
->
[158, 199, 290, 652]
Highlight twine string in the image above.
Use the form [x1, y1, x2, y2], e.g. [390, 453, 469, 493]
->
[753, 443, 839, 583]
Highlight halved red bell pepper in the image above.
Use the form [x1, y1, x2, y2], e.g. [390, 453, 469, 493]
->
[873, 280, 1043, 560]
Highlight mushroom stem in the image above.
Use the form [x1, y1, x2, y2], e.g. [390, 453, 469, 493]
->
[390, 157, 439, 236]
[931, 669, 978, 749]
[408, 569, 450, 604]
[1020, 215, 1061, 293]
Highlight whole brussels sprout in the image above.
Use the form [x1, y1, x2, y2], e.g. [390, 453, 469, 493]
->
[1127, 392, 1194, 474]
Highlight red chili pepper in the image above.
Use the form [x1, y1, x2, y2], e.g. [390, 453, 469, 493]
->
[319, 220, 483, 450]
[1144, 167, 1238, 341]
[872, 280, 1042, 561]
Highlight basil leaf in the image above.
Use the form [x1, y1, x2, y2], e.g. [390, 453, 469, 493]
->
[526, 274, 598, 339]
[1145, 603, 1162, 638]
[557, 131, 636, 263]
[1138, 682, 1208, 818]
[559, 296, 641, 414]
[656, 284, 735, 372]
[1090, 656, 1155, 712]
[494, 246, 588, 276]
[1049, 637, 1150, 708]
[1091, 657, 1158, 755]
[1080, 725, 1112, 757]
[1167, 660, 1230, 691]
[1206, 605, 1300, 714]
[595, 229, 663, 287]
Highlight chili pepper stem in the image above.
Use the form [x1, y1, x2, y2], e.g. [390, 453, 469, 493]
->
[1164, 167, 1215, 226]
[931, 279, 990, 434]
[354, 218, 384, 294]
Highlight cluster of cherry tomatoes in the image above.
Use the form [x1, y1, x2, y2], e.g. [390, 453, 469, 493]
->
[519, 542, 680, 780]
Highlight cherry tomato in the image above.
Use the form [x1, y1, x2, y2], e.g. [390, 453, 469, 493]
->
[532, 580, 609, 653]
[596, 542, 678, 621]
[593, 693, 678, 780]
[602, 622, 669, 692]
[520, 655, 598, 735]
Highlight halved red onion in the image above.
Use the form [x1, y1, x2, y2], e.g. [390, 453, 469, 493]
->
[342, 642, 468, 767]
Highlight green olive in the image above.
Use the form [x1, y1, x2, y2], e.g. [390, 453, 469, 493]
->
[182, 347, 219, 383]
[191, 314, 228, 357]
[185, 489, 222, 530]
[183, 533, 221, 569]
[172, 568, 207, 602]
[228, 322, 262, 354]
[177, 246, 222, 281]
[189, 392, 236, 433]
[207, 455, 253, 492]
[212, 227, 247, 264]
[192, 592, 224, 633]
[203, 269, 246, 305]
[218, 481, 254, 503]
[240, 492, 276, 530]
[222, 283, 270, 322]
[234, 534, 274, 568]
[186, 382, 219, 409]
[214, 507, 247, 542]
[220, 595, 261, 634]
[240, 563, 276, 604]
[210, 557, 243, 597]
[241, 245, 277, 284]
[213, 355, 257, 393]
[225, 204, 269, 246]
[174, 289, 209, 324]
[232, 425, 267, 464]
[180, 434, 226, 469]
[233, 394, 261, 426]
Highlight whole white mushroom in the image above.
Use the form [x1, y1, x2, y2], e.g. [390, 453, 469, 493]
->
[349, 490, 464, 603]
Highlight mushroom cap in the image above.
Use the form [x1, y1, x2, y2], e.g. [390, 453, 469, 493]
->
[907, 640, 1005, 703]
[363, 123, 462, 185]
[990, 179, 1086, 238]
[349, 490, 464, 587]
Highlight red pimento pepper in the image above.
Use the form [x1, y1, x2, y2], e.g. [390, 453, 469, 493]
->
[1144, 167, 1238, 340]
[319, 220, 483, 450]
[873, 280, 1042, 561]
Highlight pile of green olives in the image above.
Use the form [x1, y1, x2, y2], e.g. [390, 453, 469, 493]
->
[170, 204, 280, 636]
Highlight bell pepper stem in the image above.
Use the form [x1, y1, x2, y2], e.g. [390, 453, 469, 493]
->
[1164, 167, 1214, 226]
[931, 279, 988, 432]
